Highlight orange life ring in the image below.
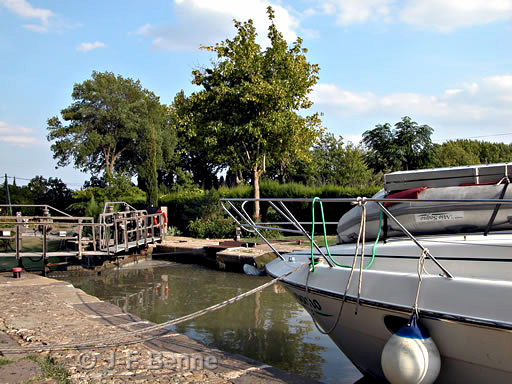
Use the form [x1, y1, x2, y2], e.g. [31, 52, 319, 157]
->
[153, 210, 168, 226]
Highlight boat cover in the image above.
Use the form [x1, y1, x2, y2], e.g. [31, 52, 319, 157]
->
[384, 163, 512, 192]
[337, 183, 512, 243]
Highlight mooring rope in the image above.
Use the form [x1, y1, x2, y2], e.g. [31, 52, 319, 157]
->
[307, 197, 368, 335]
[355, 197, 367, 315]
[0, 262, 310, 354]
[412, 248, 429, 315]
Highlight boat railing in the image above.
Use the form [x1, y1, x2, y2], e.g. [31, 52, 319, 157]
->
[220, 197, 512, 279]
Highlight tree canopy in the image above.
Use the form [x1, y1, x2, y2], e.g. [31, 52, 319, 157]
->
[47, 71, 176, 206]
[363, 116, 434, 172]
[179, 7, 322, 217]
[434, 139, 512, 167]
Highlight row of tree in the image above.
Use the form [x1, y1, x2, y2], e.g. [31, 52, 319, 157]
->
[42, 7, 512, 218]
[3, 175, 73, 213]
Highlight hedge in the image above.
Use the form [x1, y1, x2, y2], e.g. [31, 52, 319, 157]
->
[159, 181, 382, 237]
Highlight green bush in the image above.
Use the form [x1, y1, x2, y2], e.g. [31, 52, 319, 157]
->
[187, 215, 235, 239]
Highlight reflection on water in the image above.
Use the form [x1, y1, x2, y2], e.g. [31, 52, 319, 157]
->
[61, 261, 362, 383]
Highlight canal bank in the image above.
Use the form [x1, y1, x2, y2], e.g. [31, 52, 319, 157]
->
[154, 237, 308, 271]
[0, 271, 321, 383]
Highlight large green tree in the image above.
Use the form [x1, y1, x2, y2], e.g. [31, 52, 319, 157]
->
[363, 116, 435, 173]
[267, 133, 376, 187]
[170, 90, 226, 189]
[27, 176, 73, 211]
[47, 71, 176, 206]
[182, 7, 322, 218]
[311, 133, 376, 187]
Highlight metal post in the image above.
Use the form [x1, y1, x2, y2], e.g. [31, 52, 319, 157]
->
[124, 216, 128, 251]
[143, 216, 148, 247]
[135, 213, 140, 247]
[15, 225, 20, 260]
[377, 202, 453, 278]
[78, 218, 82, 258]
[42, 225, 47, 277]
[92, 220, 97, 251]
[114, 216, 119, 253]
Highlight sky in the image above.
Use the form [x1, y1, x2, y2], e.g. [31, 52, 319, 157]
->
[0, 0, 511, 188]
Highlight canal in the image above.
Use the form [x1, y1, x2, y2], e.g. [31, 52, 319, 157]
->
[59, 260, 364, 383]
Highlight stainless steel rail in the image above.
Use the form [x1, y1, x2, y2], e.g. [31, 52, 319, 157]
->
[220, 196, 512, 279]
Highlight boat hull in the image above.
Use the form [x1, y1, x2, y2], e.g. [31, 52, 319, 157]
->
[266, 239, 512, 384]
[280, 280, 512, 383]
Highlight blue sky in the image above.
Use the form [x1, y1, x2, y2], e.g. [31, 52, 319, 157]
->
[1, 0, 511, 187]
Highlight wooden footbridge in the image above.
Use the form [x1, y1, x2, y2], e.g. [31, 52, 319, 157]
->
[0, 202, 167, 272]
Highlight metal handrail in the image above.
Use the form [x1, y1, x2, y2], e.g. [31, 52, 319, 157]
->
[220, 197, 512, 203]
[0, 204, 166, 268]
[0, 204, 72, 217]
[220, 196, 512, 279]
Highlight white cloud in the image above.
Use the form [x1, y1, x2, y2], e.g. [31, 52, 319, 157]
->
[400, 0, 512, 32]
[312, 0, 512, 31]
[136, 0, 300, 51]
[0, 0, 54, 32]
[0, 121, 41, 146]
[312, 83, 376, 113]
[312, 74, 512, 139]
[77, 41, 107, 52]
[317, 0, 394, 25]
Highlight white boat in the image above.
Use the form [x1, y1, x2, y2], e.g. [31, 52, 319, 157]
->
[221, 164, 512, 383]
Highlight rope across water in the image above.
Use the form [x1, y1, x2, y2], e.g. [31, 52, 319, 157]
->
[0, 262, 310, 354]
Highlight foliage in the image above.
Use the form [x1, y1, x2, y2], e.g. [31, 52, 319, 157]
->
[434, 139, 512, 167]
[363, 116, 434, 172]
[166, 226, 182, 236]
[47, 71, 177, 205]
[308, 133, 376, 187]
[180, 7, 322, 218]
[26, 176, 74, 211]
[84, 194, 102, 220]
[3, 180, 32, 208]
[69, 173, 146, 215]
[170, 91, 225, 189]
[187, 215, 235, 239]
[160, 181, 382, 236]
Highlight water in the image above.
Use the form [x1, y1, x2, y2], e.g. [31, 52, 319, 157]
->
[60, 261, 363, 383]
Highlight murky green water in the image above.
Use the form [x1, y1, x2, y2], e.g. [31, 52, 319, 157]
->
[60, 261, 363, 383]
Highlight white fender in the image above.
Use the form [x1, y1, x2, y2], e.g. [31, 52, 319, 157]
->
[381, 314, 441, 384]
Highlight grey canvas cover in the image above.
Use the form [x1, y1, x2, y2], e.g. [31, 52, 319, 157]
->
[337, 184, 512, 243]
[384, 163, 512, 192]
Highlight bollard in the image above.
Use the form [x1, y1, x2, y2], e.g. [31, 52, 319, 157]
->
[12, 267, 22, 278]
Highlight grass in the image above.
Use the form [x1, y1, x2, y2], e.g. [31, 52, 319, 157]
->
[30, 355, 70, 384]
[0, 355, 70, 384]
[0, 357, 10, 367]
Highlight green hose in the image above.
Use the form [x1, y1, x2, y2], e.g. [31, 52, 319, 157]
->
[310, 197, 381, 272]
